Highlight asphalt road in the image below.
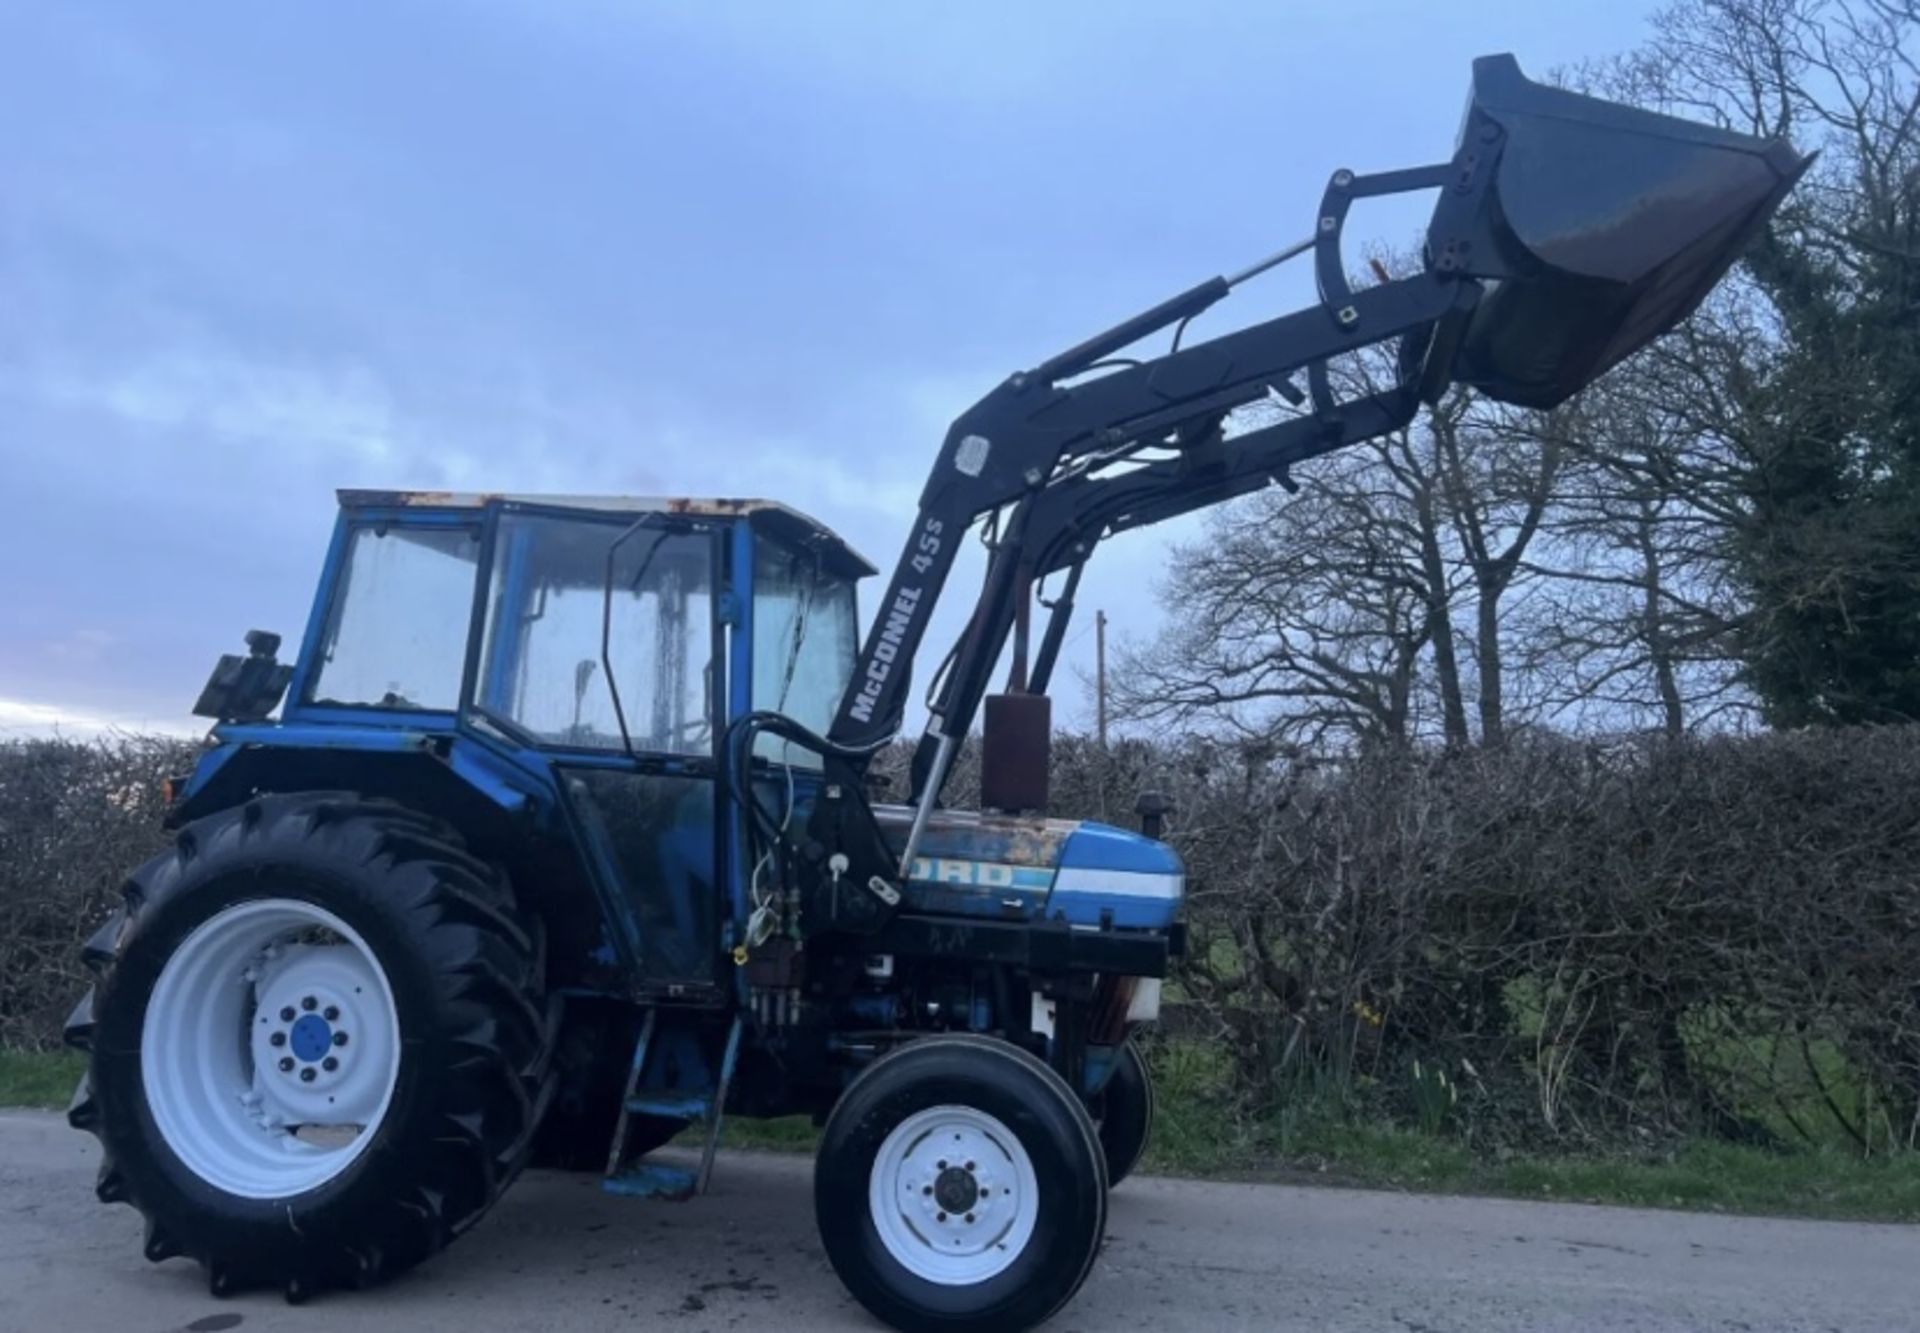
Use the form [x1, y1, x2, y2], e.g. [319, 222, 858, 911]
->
[3, 1110, 1914, 1333]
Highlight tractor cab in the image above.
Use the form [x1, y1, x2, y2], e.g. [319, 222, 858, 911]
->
[186, 488, 1178, 998]
[295, 490, 868, 743]
[182, 490, 869, 996]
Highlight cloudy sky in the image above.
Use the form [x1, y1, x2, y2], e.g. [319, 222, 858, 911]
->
[0, 0, 1654, 738]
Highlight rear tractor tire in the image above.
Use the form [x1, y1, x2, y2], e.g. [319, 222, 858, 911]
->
[1095, 1038, 1155, 1187]
[66, 792, 555, 1301]
[814, 1033, 1108, 1333]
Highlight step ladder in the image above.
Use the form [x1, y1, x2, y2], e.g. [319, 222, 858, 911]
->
[602, 1010, 742, 1200]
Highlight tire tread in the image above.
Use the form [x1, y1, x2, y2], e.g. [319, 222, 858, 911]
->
[815, 1033, 1108, 1333]
[66, 791, 553, 1300]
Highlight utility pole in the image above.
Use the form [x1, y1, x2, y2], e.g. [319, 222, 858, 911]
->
[1095, 609, 1108, 750]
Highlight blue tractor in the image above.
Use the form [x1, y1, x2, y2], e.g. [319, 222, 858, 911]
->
[67, 57, 1802, 1332]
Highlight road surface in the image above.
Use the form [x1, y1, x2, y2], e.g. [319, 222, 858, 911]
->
[2, 1110, 1913, 1332]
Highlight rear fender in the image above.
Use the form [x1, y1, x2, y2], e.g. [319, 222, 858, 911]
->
[167, 729, 626, 993]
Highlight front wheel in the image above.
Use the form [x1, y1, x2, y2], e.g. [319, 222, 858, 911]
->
[814, 1034, 1107, 1333]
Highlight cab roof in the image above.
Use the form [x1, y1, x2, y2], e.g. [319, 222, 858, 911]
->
[337, 489, 876, 577]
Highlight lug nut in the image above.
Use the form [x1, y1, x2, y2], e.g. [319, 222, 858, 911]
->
[269, 1032, 286, 1047]
[323, 1005, 339, 1021]
[280, 1006, 296, 1022]
[322, 1057, 338, 1072]
[922, 1186, 932, 1196]
[937, 1212, 947, 1223]
[278, 1057, 294, 1072]
[301, 996, 317, 1011]
[333, 1031, 349, 1047]
[965, 1161, 976, 1171]
[300, 1067, 316, 1083]
[936, 1160, 947, 1170]
[965, 1213, 975, 1224]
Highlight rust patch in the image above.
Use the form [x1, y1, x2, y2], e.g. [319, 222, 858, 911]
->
[873, 804, 1077, 867]
[664, 496, 760, 515]
[987, 812, 1075, 867]
[337, 488, 507, 509]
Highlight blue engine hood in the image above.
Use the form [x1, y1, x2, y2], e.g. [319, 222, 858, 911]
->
[873, 805, 1183, 930]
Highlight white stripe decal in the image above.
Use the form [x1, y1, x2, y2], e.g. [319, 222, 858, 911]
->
[1048, 867, 1184, 901]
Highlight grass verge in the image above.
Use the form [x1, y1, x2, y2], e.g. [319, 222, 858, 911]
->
[0, 1048, 84, 1111]
[1141, 1039, 1920, 1223]
[4, 1045, 1913, 1222]
[1150, 1115, 1920, 1223]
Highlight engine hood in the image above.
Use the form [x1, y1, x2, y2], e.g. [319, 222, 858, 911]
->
[872, 805, 1183, 930]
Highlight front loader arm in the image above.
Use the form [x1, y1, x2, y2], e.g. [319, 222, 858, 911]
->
[825, 238, 1476, 754]
[821, 196, 1493, 866]
[901, 355, 1462, 780]
[797, 50, 1805, 884]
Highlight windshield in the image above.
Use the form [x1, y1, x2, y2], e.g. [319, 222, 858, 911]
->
[309, 522, 482, 711]
[477, 513, 715, 753]
[752, 537, 857, 766]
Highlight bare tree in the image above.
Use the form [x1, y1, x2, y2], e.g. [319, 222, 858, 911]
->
[1112, 430, 1447, 750]
[1117, 341, 1568, 749]
[1508, 371, 1758, 736]
[1432, 402, 1565, 746]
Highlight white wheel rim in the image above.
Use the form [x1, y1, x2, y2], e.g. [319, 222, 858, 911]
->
[140, 898, 402, 1200]
[869, 1104, 1040, 1286]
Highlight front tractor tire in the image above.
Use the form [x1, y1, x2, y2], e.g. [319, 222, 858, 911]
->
[66, 793, 554, 1301]
[815, 1034, 1108, 1333]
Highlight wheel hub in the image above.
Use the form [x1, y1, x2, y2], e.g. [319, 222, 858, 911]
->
[869, 1105, 1040, 1286]
[246, 943, 388, 1126]
[932, 1165, 979, 1214]
[142, 899, 401, 1200]
[289, 1012, 335, 1063]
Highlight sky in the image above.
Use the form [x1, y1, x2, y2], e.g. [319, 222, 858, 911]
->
[0, 0, 1659, 738]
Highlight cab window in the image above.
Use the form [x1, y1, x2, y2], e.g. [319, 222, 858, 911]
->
[752, 538, 857, 766]
[308, 523, 481, 711]
[477, 514, 715, 754]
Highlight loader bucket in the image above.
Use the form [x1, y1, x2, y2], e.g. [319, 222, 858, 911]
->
[1439, 54, 1810, 409]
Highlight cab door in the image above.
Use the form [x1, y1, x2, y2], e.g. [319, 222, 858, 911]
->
[464, 503, 730, 999]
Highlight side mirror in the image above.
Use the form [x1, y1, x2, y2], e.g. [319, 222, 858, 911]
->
[192, 629, 294, 722]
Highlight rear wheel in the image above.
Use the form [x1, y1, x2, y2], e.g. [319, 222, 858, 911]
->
[66, 792, 554, 1300]
[1095, 1039, 1154, 1187]
[815, 1034, 1107, 1333]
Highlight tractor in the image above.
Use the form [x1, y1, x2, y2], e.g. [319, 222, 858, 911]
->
[65, 56, 1803, 1331]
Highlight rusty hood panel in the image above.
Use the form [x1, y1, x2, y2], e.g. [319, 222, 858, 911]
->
[873, 805, 1079, 869]
[868, 804, 1183, 932]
